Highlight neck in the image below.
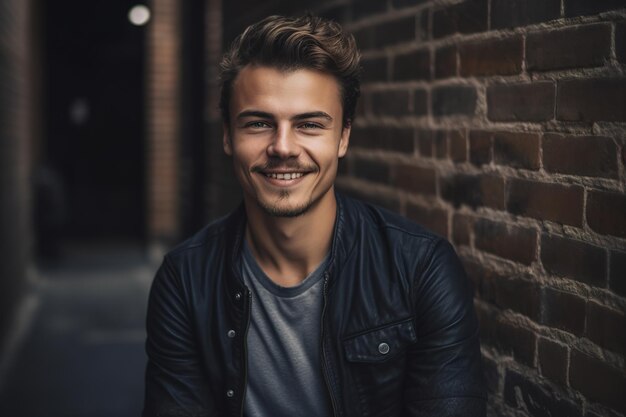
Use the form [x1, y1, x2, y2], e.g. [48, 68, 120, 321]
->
[244, 189, 336, 287]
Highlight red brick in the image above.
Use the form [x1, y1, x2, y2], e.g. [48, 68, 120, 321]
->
[570, 350, 625, 413]
[538, 338, 568, 385]
[406, 203, 448, 237]
[507, 179, 584, 226]
[352, 158, 390, 184]
[494, 276, 542, 321]
[442, 174, 505, 210]
[564, 0, 626, 17]
[586, 302, 625, 354]
[413, 89, 428, 116]
[541, 234, 607, 287]
[352, 27, 375, 50]
[469, 130, 492, 166]
[504, 370, 583, 417]
[435, 45, 457, 79]
[373, 16, 416, 48]
[341, 186, 401, 213]
[496, 321, 536, 366]
[480, 175, 506, 210]
[463, 260, 497, 303]
[482, 354, 500, 395]
[448, 130, 467, 162]
[586, 190, 626, 238]
[543, 134, 618, 179]
[350, 126, 415, 154]
[417, 10, 429, 41]
[361, 57, 387, 83]
[493, 131, 540, 170]
[392, 0, 428, 8]
[463, 259, 508, 302]
[371, 90, 411, 116]
[452, 213, 473, 246]
[475, 302, 498, 345]
[492, 0, 561, 29]
[432, 85, 477, 116]
[527, 23, 611, 71]
[487, 81, 555, 122]
[433, 0, 488, 39]
[610, 250, 626, 297]
[351, 0, 387, 21]
[433, 130, 447, 159]
[475, 218, 537, 265]
[319, 5, 349, 22]
[416, 129, 433, 157]
[355, 95, 366, 118]
[617, 22, 626, 64]
[541, 287, 586, 335]
[393, 49, 430, 81]
[557, 79, 626, 122]
[459, 36, 523, 76]
[391, 164, 436, 195]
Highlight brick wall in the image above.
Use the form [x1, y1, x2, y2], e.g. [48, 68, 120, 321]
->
[217, 1, 626, 416]
[0, 0, 33, 344]
[146, 0, 181, 243]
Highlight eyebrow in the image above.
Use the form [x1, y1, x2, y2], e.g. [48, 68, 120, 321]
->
[236, 110, 333, 122]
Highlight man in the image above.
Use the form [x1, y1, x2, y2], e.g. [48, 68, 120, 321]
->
[144, 14, 486, 417]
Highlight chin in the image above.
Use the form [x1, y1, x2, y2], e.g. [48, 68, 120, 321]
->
[259, 197, 313, 218]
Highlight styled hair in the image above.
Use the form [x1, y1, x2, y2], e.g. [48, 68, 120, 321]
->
[219, 14, 361, 128]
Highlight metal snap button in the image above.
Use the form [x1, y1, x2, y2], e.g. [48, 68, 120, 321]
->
[234, 292, 242, 301]
[378, 342, 390, 355]
[226, 389, 234, 398]
[227, 329, 236, 338]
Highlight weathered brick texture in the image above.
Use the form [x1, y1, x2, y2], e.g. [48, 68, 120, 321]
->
[0, 0, 33, 347]
[217, 1, 626, 416]
[147, 0, 181, 242]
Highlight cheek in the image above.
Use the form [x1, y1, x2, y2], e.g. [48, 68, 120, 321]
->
[232, 140, 261, 165]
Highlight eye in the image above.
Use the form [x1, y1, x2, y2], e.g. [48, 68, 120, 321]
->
[245, 121, 271, 129]
[299, 122, 322, 129]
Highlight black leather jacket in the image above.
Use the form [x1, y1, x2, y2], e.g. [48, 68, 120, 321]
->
[143, 193, 486, 417]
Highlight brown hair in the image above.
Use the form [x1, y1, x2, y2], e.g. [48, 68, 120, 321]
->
[219, 14, 361, 128]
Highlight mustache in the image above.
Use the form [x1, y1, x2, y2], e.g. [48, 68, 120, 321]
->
[251, 159, 318, 173]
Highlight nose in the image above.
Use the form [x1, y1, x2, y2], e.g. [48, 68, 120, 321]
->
[267, 125, 300, 159]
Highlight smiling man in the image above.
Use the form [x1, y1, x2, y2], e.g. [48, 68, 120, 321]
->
[143, 15, 486, 417]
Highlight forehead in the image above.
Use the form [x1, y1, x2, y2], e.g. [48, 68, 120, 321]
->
[230, 65, 342, 117]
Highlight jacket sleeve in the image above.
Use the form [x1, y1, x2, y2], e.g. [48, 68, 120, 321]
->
[143, 256, 221, 417]
[404, 238, 486, 416]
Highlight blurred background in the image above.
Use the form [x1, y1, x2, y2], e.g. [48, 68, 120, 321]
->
[0, 0, 624, 416]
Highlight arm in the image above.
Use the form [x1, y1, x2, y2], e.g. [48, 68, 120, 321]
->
[143, 256, 220, 417]
[404, 239, 486, 416]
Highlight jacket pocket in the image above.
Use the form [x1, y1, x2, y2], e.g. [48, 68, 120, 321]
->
[343, 318, 417, 363]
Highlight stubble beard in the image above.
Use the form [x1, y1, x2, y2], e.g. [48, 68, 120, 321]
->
[259, 189, 314, 218]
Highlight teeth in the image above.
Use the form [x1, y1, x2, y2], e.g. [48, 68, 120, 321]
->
[265, 172, 304, 180]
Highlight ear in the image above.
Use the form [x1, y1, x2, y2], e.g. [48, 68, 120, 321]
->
[222, 122, 232, 156]
[338, 124, 351, 158]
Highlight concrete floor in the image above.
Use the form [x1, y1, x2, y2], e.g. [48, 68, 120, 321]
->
[0, 242, 155, 417]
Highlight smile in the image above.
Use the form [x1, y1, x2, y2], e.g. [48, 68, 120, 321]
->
[264, 172, 305, 180]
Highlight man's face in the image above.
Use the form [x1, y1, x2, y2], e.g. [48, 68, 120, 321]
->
[223, 65, 350, 217]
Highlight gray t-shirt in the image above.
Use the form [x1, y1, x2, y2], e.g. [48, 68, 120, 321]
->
[241, 241, 331, 417]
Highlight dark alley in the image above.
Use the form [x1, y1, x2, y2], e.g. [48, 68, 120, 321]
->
[0, 243, 152, 417]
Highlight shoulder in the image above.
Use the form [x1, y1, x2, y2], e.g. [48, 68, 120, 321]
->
[337, 193, 462, 281]
[339, 192, 443, 248]
[164, 206, 242, 268]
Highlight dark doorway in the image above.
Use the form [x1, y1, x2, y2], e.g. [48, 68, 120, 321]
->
[40, 0, 146, 244]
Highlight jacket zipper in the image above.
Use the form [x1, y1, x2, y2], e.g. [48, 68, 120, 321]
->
[239, 289, 252, 417]
[321, 273, 339, 417]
